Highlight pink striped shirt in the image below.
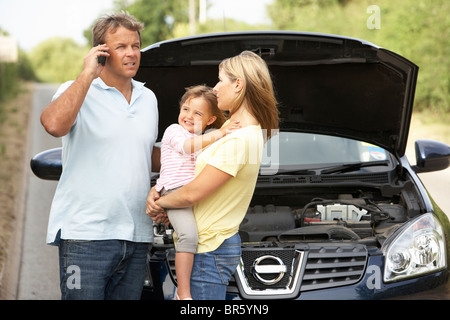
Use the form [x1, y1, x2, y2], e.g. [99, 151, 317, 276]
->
[155, 124, 198, 192]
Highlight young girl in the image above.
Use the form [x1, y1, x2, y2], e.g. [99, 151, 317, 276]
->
[154, 85, 239, 300]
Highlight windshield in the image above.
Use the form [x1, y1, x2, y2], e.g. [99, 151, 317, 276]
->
[261, 132, 391, 174]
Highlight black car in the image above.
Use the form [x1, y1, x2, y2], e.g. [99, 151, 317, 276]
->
[31, 31, 450, 300]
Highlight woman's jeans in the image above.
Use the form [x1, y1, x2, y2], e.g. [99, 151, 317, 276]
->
[190, 233, 241, 300]
[58, 239, 149, 300]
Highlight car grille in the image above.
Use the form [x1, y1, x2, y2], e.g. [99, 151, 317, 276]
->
[300, 245, 368, 291]
[165, 243, 368, 298]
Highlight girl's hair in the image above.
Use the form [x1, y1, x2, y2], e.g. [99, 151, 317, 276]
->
[92, 12, 144, 47]
[219, 50, 279, 139]
[180, 85, 227, 131]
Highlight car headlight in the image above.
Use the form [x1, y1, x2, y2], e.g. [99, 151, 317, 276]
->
[383, 213, 447, 282]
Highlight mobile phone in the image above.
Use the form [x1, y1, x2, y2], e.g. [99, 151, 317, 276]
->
[98, 54, 107, 66]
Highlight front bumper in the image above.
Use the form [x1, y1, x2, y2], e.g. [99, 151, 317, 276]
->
[141, 244, 448, 300]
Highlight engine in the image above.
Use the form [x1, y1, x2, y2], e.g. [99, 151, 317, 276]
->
[154, 185, 421, 249]
[239, 192, 412, 247]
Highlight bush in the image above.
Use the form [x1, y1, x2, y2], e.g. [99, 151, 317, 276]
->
[0, 49, 36, 122]
[0, 62, 19, 103]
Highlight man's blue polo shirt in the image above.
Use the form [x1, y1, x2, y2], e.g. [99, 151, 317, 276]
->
[46, 77, 158, 245]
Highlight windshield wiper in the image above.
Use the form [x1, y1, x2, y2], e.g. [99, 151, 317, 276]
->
[260, 167, 317, 175]
[261, 160, 390, 175]
[319, 160, 390, 174]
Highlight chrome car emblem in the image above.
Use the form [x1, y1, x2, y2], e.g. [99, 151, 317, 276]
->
[251, 255, 287, 285]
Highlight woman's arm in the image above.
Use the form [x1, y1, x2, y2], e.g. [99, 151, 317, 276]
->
[146, 187, 168, 224]
[146, 164, 233, 218]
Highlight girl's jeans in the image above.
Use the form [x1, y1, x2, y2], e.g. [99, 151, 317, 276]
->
[190, 233, 241, 300]
[58, 239, 149, 300]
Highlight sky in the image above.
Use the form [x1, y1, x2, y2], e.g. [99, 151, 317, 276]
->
[0, 0, 272, 52]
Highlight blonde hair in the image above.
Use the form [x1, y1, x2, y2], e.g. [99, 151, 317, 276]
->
[92, 12, 144, 47]
[180, 85, 227, 131]
[219, 51, 279, 139]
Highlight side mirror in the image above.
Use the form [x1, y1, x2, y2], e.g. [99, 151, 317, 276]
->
[30, 148, 62, 180]
[413, 139, 450, 173]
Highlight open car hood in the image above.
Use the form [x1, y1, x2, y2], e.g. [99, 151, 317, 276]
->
[136, 31, 418, 157]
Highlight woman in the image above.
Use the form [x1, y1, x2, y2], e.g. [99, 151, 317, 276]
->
[146, 50, 279, 300]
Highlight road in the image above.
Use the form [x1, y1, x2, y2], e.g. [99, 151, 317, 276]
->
[17, 84, 450, 300]
[17, 83, 61, 299]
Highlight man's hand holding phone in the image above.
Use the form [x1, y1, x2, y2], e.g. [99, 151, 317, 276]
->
[83, 44, 110, 79]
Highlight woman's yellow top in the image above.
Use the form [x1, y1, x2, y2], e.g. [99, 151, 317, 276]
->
[193, 125, 264, 253]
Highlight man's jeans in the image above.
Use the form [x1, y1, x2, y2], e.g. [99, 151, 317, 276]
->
[58, 239, 149, 300]
[190, 233, 241, 300]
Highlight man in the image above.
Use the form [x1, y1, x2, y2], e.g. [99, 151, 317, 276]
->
[40, 13, 160, 300]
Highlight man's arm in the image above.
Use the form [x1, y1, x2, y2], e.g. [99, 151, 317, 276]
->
[40, 45, 109, 137]
[151, 145, 161, 172]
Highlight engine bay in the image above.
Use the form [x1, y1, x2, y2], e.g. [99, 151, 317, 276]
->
[153, 171, 425, 250]
[241, 178, 424, 248]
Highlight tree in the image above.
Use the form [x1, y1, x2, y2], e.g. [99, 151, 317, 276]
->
[268, 0, 450, 115]
[123, 0, 189, 47]
[29, 38, 87, 83]
[82, 0, 189, 48]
